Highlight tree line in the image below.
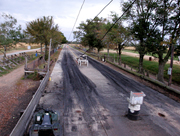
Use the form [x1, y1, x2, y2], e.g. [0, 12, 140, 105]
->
[0, 13, 67, 60]
[73, 0, 180, 83]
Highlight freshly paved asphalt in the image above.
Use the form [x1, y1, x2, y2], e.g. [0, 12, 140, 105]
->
[37, 45, 180, 136]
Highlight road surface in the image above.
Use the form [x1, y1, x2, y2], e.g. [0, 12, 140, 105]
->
[37, 45, 180, 136]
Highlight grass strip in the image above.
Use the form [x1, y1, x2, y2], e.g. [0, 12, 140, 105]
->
[103, 52, 180, 84]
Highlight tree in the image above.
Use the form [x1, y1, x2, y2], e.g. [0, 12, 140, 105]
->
[151, 0, 180, 82]
[74, 17, 105, 54]
[103, 12, 131, 64]
[25, 16, 59, 60]
[123, 0, 180, 82]
[101, 21, 115, 58]
[140, 0, 180, 82]
[122, 0, 159, 73]
[60, 32, 67, 44]
[51, 31, 66, 49]
[0, 13, 23, 58]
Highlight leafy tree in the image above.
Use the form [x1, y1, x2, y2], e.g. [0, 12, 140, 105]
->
[51, 31, 66, 49]
[123, 0, 179, 82]
[149, 0, 180, 82]
[103, 12, 131, 64]
[0, 13, 23, 58]
[60, 32, 67, 44]
[101, 21, 115, 57]
[25, 16, 59, 60]
[122, 0, 159, 73]
[74, 17, 105, 54]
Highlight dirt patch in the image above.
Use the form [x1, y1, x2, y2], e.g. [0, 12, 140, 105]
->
[0, 49, 61, 136]
[0, 79, 40, 136]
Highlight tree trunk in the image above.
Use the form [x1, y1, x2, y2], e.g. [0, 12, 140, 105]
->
[107, 43, 109, 58]
[157, 60, 166, 82]
[45, 44, 48, 61]
[3, 45, 6, 58]
[98, 50, 100, 60]
[88, 46, 93, 52]
[157, 46, 171, 83]
[118, 45, 122, 65]
[138, 54, 144, 73]
[41, 43, 43, 54]
[118, 53, 121, 65]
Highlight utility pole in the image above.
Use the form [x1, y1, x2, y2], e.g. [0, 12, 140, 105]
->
[48, 39, 52, 72]
[168, 44, 174, 86]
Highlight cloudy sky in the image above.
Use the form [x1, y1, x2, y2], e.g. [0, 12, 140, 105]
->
[0, 0, 123, 41]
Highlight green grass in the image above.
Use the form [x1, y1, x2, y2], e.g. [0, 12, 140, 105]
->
[0, 65, 17, 76]
[0, 53, 39, 77]
[104, 52, 180, 84]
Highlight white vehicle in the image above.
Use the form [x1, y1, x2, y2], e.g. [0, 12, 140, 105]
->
[77, 55, 88, 66]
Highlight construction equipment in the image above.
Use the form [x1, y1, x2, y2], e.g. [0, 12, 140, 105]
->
[127, 91, 146, 120]
[29, 109, 61, 136]
[77, 55, 88, 66]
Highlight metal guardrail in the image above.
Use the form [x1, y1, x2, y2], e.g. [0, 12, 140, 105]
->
[10, 71, 50, 136]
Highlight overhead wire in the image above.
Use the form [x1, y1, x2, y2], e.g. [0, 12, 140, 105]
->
[80, 0, 136, 55]
[69, 0, 114, 42]
[68, 0, 86, 41]
[101, 0, 137, 41]
[92, 0, 113, 21]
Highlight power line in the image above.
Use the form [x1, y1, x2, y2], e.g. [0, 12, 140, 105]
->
[68, 0, 86, 41]
[93, 0, 113, 21]
[101, 0, 137, 41]
[70, 0, 114, 42]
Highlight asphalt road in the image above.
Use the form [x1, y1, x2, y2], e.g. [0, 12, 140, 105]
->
[37, 45, 180, 136]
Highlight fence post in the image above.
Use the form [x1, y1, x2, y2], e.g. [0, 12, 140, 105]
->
[146, 70, 149, 77]
[33, 61, 35, 70]
[24, 57, 28, 78]
[143, 69, 145, 76]
[113, 55, 115, 63]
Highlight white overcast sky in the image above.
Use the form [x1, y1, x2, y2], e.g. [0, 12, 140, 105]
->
[0, 0, 123, 41]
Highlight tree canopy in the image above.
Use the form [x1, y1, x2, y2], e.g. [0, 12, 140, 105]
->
[0, 13, 23, 57]
[25, 16, 66, 60]
[122, 0, 179, 82]
[74, 17, 105, 53]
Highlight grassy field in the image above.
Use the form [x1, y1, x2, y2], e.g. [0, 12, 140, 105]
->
[0, 43, 41, 55]
[0, 53, 39, 77]
[123, 49, 179, 61]
[104, 52, 180, 84]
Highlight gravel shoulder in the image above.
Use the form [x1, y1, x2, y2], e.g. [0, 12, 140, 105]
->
[0, 49, 60, 136]
[0, 64, 40, 136]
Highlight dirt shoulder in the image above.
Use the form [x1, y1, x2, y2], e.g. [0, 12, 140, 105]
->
[0, 49, 61, 136]
[0, 64, 40, 136]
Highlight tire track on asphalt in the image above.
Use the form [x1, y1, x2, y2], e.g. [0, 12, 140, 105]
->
[62, 49, 109, 136]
